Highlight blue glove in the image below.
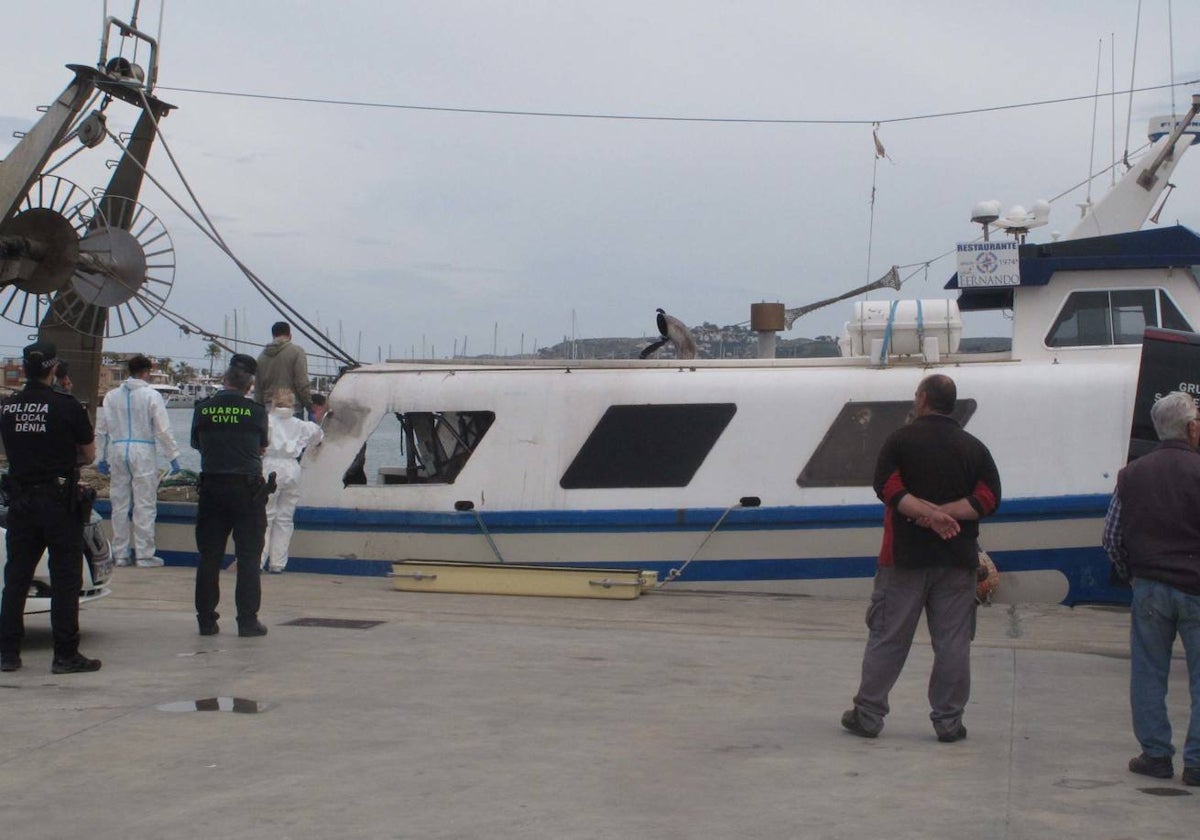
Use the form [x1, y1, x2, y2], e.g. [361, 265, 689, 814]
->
[169, 459, 181, 475]
[96, 460, 110, 476]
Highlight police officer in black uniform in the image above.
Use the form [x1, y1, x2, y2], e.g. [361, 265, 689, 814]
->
[191, 353, 271, 637]
[0, 341, 101, 674]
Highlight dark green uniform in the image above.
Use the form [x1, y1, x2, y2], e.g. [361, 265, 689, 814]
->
[191, 386, 269, 633]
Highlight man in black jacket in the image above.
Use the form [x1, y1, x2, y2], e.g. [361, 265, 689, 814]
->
[191, 354, 270, 638]
[0, 342, 100, 674]
[1103, 390, 1200, 786]
[842, 374, 1001, 742]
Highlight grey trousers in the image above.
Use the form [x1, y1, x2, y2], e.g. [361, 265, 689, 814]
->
[851, 564, 976, 736]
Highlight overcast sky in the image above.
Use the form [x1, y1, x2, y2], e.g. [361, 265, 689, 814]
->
[2, 1, 1198, 370]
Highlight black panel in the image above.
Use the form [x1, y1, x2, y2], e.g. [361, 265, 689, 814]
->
[1128, 328, 1200, 462]
[797, 399, 978, 488]
[560, 403, 737, 489]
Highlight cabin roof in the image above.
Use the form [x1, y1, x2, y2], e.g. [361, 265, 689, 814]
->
[947, 224, 1200, 311]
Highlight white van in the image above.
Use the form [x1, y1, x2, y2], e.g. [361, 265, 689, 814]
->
[0, 508, 113, 614]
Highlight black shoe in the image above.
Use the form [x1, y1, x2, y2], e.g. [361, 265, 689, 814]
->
[841, 708, 879, 738]
[51, 653, 102, 674]
[0, 654, 21, 672]
[937, 723, 968, 743]
[238, 620, 268, 637]
[1181, 766, 1199, 786]
[199, 621, 220, 636]
[1129, 752, 1174, 779]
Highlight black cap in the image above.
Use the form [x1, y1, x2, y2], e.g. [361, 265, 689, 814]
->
[22, 340, 59, 373]
[228, 353, 257, 375]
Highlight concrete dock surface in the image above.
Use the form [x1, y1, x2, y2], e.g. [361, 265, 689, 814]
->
[0, 567, 1195, 840]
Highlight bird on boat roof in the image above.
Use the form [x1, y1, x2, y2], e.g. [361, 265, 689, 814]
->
[640, 308, 697, 360]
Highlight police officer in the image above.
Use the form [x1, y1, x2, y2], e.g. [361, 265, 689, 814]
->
[191, 353, 270, 637]
[0, 341, 100, 674]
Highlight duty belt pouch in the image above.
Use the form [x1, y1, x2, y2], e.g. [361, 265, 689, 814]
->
[75, 484, 97, 525]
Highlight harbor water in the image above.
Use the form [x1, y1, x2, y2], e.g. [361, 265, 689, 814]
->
[166, 406, 400, 481]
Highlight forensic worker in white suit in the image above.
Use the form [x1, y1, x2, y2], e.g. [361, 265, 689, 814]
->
[96, 355, 181, 567]
[261, 388, 323, 573]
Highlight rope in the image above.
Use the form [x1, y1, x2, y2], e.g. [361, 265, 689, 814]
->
[877, 300, 899, 365]
[99, 106, 357, 367]
[130, 88, 356, 365]
[1087, 39, 1102, 205]
[866, 125, 881, 286]
[155, 78, 1200, 127]
[1123, 0, 1142, 169]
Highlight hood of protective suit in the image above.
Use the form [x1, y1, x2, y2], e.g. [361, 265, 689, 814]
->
[265, 411, 322, 460]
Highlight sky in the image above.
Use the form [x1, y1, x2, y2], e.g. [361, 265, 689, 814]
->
[2, 0, 1199, 371]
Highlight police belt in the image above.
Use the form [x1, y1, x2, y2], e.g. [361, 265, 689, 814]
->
[7, 474, 72, 492]
[199, 472, 261, 482]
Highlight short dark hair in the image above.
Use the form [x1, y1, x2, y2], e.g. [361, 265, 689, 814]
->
[224, 366, 255, 392]
[271, 321, 291, 338]
[311, 393, 327, 406]
[54, 361, 70, 380]
[228, 353, 257, 375]
[128, 354, 153, 376]
[918, 374, 956, 414]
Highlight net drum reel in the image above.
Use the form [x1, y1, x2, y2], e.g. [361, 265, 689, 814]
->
[0, 175, 175, 337]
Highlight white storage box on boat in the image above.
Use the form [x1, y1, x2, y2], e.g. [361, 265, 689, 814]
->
[843, 299, 962, 357]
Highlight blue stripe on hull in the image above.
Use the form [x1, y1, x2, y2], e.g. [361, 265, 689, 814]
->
[112, 494, 1126, 604]
[106, 493, 1113, 533]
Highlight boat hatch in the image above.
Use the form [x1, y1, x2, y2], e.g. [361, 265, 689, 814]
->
[1046, 288, 1192, 348]
[798, 399, 977, 488]
[560, 403, 736, 489]
[346, 410, 495, 486]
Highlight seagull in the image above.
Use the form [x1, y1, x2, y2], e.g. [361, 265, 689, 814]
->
[639, 308, 697, 360]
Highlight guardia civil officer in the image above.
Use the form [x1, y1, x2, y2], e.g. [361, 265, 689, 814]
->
[191, 354, 270, 637]
[0, 341, 100, 674]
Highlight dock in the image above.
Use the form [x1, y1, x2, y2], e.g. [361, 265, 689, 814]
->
[0, 568, 1194, 839]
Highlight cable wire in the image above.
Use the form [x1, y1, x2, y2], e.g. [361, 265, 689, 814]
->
[155, 78, 1200, 126]
[98, 93, 359, 367]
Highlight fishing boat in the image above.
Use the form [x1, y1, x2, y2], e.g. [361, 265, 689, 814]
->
[4, 11, 1199, 605]
[148, 94, 1200, 605]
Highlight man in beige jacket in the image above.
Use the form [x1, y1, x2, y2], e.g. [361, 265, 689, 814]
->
[254, 321, 312, 417]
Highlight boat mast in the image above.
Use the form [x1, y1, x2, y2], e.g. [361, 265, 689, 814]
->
[0, 13, 174, 416]
[1067, 94, 1200, 240]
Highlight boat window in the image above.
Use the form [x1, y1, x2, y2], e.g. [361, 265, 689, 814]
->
[560, 403, 736, 489]
[1046, 291, 1112, 347]
[1046, 289, 1193, 347]
[344, 410, 495, 486]
[1160, 292, 1192, 331]
[1111, 289, 1156, 344]
[797, 399, 977, 488]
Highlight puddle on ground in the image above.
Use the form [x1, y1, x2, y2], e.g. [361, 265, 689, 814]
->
[1054, 779, 1117, 790]
[1137, 787, 1191, 797]
[281, 617, 384, 630]
[157, 697, 272, 713]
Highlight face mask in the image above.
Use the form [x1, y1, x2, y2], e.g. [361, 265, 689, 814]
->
[271, 406, 293, 417]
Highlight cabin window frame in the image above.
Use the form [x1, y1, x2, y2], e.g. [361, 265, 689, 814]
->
[559, 403, 737, 490]
[343, 409, 496, 487]
[797, 399, 978, 488]
[1043, 287, 1194, 349]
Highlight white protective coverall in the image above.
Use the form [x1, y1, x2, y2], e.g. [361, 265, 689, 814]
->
[96, 378, 181, 564]
[262, 407, 323, 572]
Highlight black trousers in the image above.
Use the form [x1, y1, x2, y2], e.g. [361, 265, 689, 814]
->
[194, 474, 266, 626]
[1, 487, 84, 659]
